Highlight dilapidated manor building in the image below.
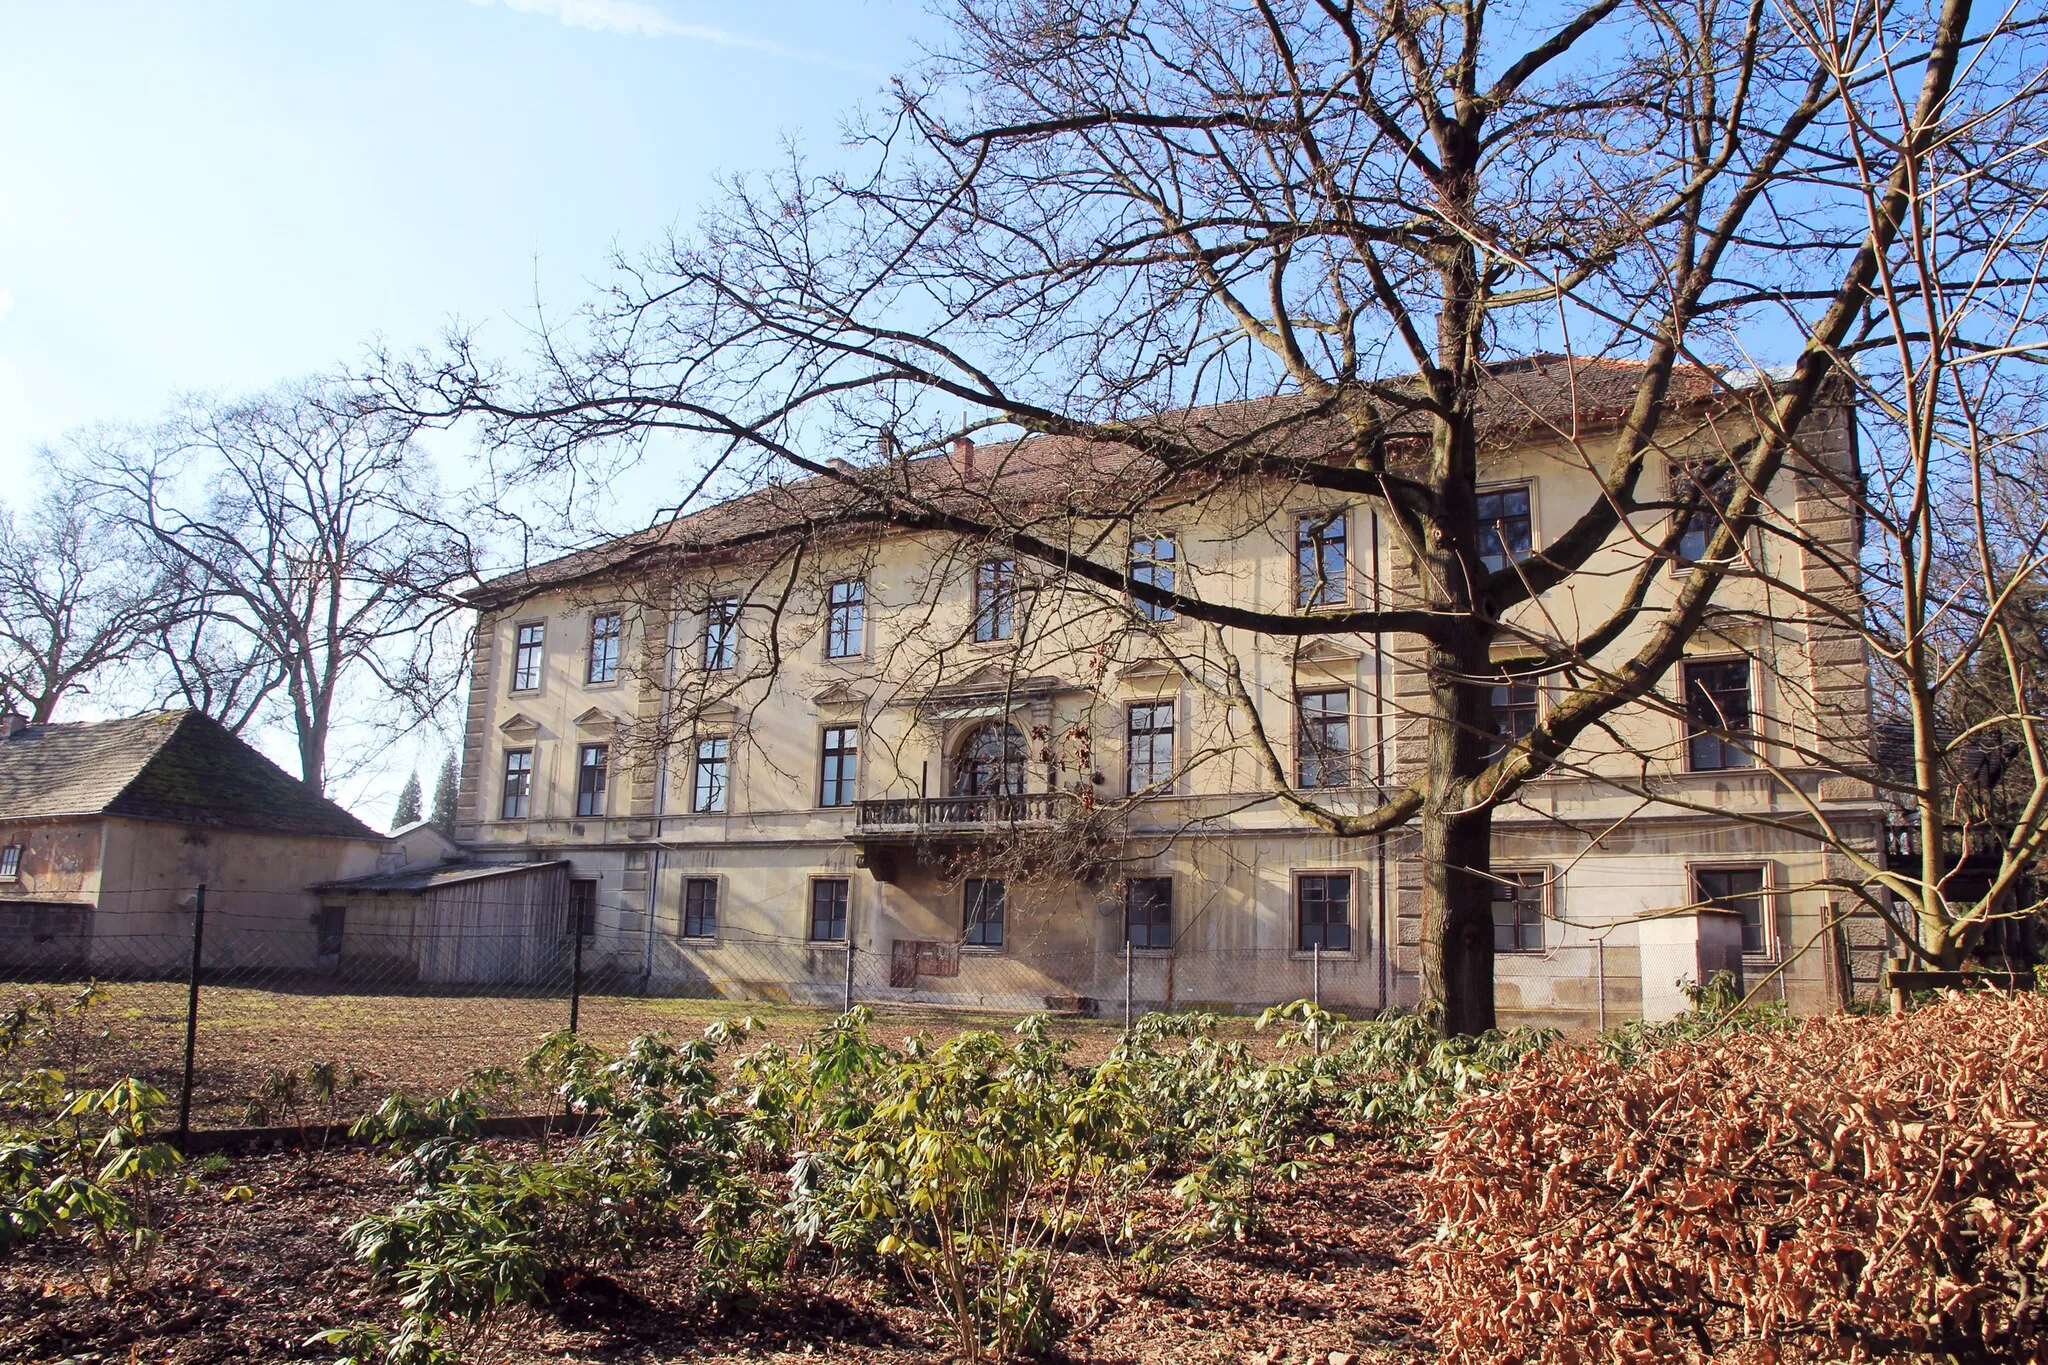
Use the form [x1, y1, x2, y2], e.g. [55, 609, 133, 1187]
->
[448, 359, 1886, 1029]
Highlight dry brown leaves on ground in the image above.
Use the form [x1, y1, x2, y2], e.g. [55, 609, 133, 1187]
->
[0, 1133, 1430, 1364]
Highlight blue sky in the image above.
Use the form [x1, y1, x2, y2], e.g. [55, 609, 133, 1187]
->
[0, 0, 938, 819]
[0, 0, 936, 479]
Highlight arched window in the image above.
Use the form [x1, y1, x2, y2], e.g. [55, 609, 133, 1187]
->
[952, 721, 1027, 796]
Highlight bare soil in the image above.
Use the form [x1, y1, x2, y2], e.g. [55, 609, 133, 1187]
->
[0, 1132, 1432, 1364]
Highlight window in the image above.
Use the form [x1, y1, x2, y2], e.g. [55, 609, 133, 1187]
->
[1475, 486, 1533, 575]
[315, 905, 345, 957]
[0, 846, 19, 880]
[1673, 460, 1737, 564]
[1697, 866, 1770, 956]
[693, 736, 730, 812]
[704, 598, 738, 671]
[1127, 701, 1175, 793]
[1125, 877, 1172, 950]
[1683, 659, 1754, 771]
[575, 743, 609, 818]
[1492, 871, 1546, 953]
[810, 878, 849, 943]
[1131, 535, 1177, 623]
[683, 878, 719, 939]
[974, 559, 1016, 642]
[1297, 689, 1351, 788]
[511, 623, 545, 691]
[963, 877, 1005, 948]
[1296, 873, 1352, 952]
[500, 749, 533, 819]
[826, 580, 866, 658]
[1489, 675, 1539, 755]
[586, 613, 621, 684]
[1296, 511, 1348, 608]
[569, 879, 598, 939]
[819, 725, 859, 807]
[953, 721, 1027, 796]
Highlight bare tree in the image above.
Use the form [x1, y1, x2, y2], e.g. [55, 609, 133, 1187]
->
[1502, 3, 2048, 986]
[76, 380, 478, 792]
[394, 0, 2030, 1032]
[0, 471, 185, 723]
[143, 579, 287, 734]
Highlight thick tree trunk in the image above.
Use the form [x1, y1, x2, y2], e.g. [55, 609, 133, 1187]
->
[1423, 800, 1497, 1034]
[1417, 609, 1498, 1035]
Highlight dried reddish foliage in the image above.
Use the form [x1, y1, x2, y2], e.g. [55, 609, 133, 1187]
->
[1415, 992, 2048, 1363]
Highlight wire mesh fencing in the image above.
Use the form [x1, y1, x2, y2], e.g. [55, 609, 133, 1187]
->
[0, 880, 1385, 1135]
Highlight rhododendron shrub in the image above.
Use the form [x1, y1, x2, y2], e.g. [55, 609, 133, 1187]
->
[1416, 992, 2048, 1362]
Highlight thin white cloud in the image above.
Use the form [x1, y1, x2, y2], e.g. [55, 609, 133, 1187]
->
[467, 0, 861, 69]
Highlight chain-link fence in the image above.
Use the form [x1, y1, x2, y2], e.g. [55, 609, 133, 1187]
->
[0, 880, 1374, 1136]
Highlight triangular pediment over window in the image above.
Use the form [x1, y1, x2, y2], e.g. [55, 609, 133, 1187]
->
[811, 681, 871, 709]
[1294, 639, 1364, 666]
[498, 712, 541, 738]
[692, 701, 740, 727]
[574, 707, 624, 734]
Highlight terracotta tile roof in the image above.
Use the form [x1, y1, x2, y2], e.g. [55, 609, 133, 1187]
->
[0, 710, 381, 841]
[469, 357, 1741, 607]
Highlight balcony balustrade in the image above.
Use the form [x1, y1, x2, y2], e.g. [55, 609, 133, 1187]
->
[853, 792, 1075, 833]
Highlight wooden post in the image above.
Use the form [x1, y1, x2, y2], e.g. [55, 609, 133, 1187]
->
[1312, 942, 1323, 1056]
[569, 918, 585, 1033]
[1123, 937, 1133, 1038]
[1889, 955, 1908, 1016]
[176, 884, 206, 1145]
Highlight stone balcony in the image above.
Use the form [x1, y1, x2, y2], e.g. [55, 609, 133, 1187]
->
[852, 792, 1076, 835]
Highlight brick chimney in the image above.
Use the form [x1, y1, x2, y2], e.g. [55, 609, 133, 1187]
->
[951, 435, 976, 478]
[0, 711, 26, 739]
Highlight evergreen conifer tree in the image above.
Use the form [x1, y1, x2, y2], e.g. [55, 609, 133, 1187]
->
[391, 770, 422, 828]
[430, 754, 458, 836]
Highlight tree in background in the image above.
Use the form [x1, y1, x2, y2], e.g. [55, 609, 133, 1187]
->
[142, 578, 284, 735]
[75, 379, 478, 793]
[430, 753, 458, 837]
[391, 770, 422, 829]
[403, 0, 2015, 1032]
[0, 473, 186, 723]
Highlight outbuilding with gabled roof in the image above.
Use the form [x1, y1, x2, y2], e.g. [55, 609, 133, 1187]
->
[0, 709, 390, 976]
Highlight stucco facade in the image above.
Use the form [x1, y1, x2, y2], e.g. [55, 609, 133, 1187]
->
[452, 385, 1887, 1027]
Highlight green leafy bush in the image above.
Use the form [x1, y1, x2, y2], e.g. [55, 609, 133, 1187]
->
[327, 1000, 1548, 1362]
[0, 987, 184, 1294]
[1269, 1006, 1560, 1140]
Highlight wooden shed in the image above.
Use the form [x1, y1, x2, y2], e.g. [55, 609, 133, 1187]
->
[308, 860, 573, 986]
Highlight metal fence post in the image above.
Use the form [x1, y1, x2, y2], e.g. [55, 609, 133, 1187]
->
[1312, 941, 1322, 1056]
[176, 884, 205, 1145]
[1123, 937, 1134, 1038]
[842, 938, 855, 1014]
[569, 923, 584, 1034]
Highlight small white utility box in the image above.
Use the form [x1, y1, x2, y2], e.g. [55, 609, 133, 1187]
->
[1637, 908, 1746, 1023]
